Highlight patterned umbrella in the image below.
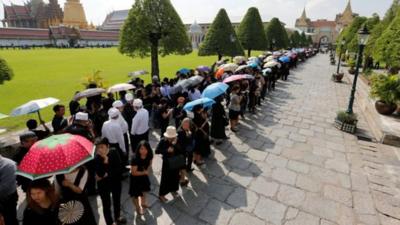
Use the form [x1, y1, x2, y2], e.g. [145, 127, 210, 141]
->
[17, 134, 95, 180]
[11, 97, 59, 121]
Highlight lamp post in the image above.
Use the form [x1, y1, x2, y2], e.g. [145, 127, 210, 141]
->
[336, 39, 346, 74]
[346, 25, 370, 114]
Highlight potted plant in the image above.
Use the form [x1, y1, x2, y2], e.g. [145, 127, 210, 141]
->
[370, 74, 400, 115]
[334, 111, 358, 134]
[347, 59, 356, 74]
[332, 72, 344, 82]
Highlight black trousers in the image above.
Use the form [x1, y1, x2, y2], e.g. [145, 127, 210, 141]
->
[124, 133, 130, 164]
[1, 192, 18, 225]
[186, 151, 193, 170]
[98, 180, 122, 225]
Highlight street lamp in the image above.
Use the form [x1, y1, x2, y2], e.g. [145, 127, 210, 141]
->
[346, 25, 370, 114]
[336, 39, 346, 74]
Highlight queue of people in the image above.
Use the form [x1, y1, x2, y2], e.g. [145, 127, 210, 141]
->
[0, 49, 317, 225]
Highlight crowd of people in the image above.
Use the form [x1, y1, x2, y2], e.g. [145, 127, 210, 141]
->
[0, 49, 316, 225]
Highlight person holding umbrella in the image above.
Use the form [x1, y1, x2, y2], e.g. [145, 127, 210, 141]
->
[26, 119, 50, 140]
[23, 179, 60, 225]
[210, 95, 229, 145]
[156, 126, 184, 202]
[94, 138, 125, 225]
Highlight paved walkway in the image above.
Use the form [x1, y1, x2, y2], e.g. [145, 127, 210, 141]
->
[18, 54, 400, 225]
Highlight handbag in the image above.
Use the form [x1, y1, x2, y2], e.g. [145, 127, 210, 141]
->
[167, 154, 186, 170]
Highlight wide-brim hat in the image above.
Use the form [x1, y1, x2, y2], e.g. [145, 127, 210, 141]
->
[164, 126, 178, 138]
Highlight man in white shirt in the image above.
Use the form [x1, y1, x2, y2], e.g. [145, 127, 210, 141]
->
[112, 100, 130, 162]
[102, 108, 126, 162]
[130, 99, 149, 152]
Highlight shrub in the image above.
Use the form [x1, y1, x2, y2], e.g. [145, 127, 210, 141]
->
[336, 111, 358, 124]
[369, 73, 400, 104]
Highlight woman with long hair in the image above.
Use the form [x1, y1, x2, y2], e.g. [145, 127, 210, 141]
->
[23, 179, 59, 225]
[129, 141, 153, 215]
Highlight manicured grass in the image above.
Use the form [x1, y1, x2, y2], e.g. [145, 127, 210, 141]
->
[0, 48, 261, 133]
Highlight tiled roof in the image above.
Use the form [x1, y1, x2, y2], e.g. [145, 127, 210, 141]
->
[0, 27, 49, 39]
[311, 20, 336, 28]
[4, 5, 33, 20]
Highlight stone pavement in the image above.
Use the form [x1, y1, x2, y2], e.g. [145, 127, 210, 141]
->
[18, 54, 400, 225]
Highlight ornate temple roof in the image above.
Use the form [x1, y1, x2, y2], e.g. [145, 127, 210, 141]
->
[0, 27, 49, 39]
[3, 5, 32, 20]
[101, 10, 129, 31]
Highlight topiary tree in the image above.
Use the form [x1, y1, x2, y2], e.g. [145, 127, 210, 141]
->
[119, 0, 192, 79]
[300, 32, 308, 47]
[290, 31, 301, 48]
[0, 57, 14, 85]
[375, 9, 400, 73]
[199, 9, 244, 60]
[265, 17, 289, 50]
[237, 7, 268, 57]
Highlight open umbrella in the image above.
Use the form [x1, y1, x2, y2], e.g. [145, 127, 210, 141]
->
[264, 61, 280, 68]
[233, 56, 247, 64]
[235, 65, 250, 73]
[215, 68, 225, 79]
[183, 97, 215, 111]
[248, 62, 260, 69]
[223, 74, 254, 84]
[178, 68, 190, 75]
[202, 82, 229, 99]
[11, 97, 59, 121]
[279, 56, 291, 63]
[73, 88, 106, 101]
[263, 56, 275, 63]
[0, 113, 8, 120]
[187, 75, 204, 87]
[262, 68, 273, 76]
[197, 65, 211, 73]
[107, 83, 135, 93]
[128, 70, 148, 77]
[222, 63, 238, 72]
[17, 134, 95, 180]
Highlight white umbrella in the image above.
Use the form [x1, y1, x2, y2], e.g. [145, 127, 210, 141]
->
[128, 70, 148, 77]
[107, 83, 135, 93]
[233, 56, 247, 65]
[73, 88, 106, 101]
[0, 113, 9, 120]
[11, 97, 59, 121]
[235, 65, 250, 73]
[263, 61, 280, 68]
[263, 56, 275, 63]
[222, 63, 239, 72]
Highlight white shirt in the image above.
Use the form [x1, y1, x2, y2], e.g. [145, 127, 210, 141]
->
[102, 118, 126, 153]
[188, 89, 202, 101]
[109, 111, 129, 134]
[131, 108, 149, 135]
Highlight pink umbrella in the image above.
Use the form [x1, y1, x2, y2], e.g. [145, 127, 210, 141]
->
[223, 74, 254, 84]
[17, 134, 94, 180]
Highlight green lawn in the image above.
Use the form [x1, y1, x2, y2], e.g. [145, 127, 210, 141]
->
[0, 48, 221, 132]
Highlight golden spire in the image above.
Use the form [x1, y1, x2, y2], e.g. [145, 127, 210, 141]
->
[343, 0, 353, 15]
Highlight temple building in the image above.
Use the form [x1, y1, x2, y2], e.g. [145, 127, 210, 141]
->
[62, 0, 89, 29]
[294, 0, 358, 46]
[2, 0, 63, 28]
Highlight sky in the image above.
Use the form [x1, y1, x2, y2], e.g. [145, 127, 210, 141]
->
[0, 0, 393, 27]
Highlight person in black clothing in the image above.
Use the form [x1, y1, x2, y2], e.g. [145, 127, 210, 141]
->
[52, 104, 68, 134]
[177, 118, 194, 180]
[192, 105, 211, 165]
[129, 141, 153, 215]
[94, 138, 125, 225]
[158, 98, 172, 137]
[26, 119, 50, 140]
[89, 102, 108, 138]
[210, 96, 229, 145]
[173, 96, 187, 128]
[0, 155, 18, 225]
[69, 92, 80, 116]
[65, 112, 95, 142]
[156, 126, 183, 202]
[13, 131, 37, 193]
[55, 167, 96, 225]
[23, 179, 60, 225]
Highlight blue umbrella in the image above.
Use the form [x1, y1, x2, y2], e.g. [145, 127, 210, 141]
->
[248, 62, 260, 69]
[183, 98, 215, 111]
[178, 68, 190, 75]
[279, 56, 290, 63]
[202, 82, 229, 99]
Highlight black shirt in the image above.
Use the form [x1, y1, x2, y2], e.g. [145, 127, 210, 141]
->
[52, 115, 68, 134]
[23, 206, 59, 225]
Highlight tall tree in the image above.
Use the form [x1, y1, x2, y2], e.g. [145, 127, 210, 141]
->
[375, 9, 400, 73]
[290, 31, 301, 48]
[0, 57, 13, 85]
[371, 0, 400, 62]
[265, 18, 289, 50]
[337, 16, 367, 53]
[199, 9, 244, 59]
[300, 32, 308, 47]
[119, 0, 192, 79]
[237, 7, 268, 57]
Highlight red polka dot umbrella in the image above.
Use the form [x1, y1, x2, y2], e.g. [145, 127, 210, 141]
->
[17, 134, 94, 180]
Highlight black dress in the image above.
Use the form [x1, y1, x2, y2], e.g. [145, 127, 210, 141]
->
[23, 206, 60, 225]
[129, 156, 152, 197]
[210, 102, 228, 139]
[55, 168, 96, 225]
[177, 129, 194, 170]
[193, 112, 211, 157]
[155, 139, 182, 196]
